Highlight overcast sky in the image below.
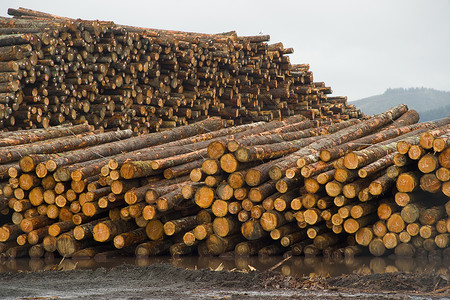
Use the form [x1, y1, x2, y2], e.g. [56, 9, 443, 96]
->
[1, 0, 449, 101]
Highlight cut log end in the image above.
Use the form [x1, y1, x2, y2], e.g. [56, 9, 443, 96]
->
[156, 199, 169, 212]
[418, 154, 438, 174]
[195, 186, 214, 208]
[56, 235, 78, 257]
[245, 169, 262, 187]
[260, 212, 278, 232]
[207, 141, 227, 159]
[120, 163, 136, 180]
[383, 232, 399, 249]
[113, 235, 126, 249]
[325, 181, 342, 197]
[93, 223, 111, 242]
[369, 238, 386, 257]
[19, 156, 35, 173]
[202, 159, 219, 175]
[269, 166, 283, 181]
[227, 140, 241, 153]
[71, 170, 84, 182]
[142, 205, 157, 221]
[146, 220, 164, 241]
[433, 138, 447, 152]
[183, 232, 196, 246]
[320, 150, 332, 162]
[355, 227, 373, 247]
[220, 154, 239, 173]
[228, 172, 245, 189]
[408, 145, 424, 160]
[45, 160, 58, 172]
[343, 153, 359, 170]
[163, 222, 176, 236]
[296, 158, 307, 169]
[248, 188, 263, 203]
[386, 213, 405, 233]
[343, 218, 359, 234]
[211, 200, 228, 217]
[190, 168, 204, 182]
[420, 174, 441, 193]
[276, 180, 289, 194]
[82, 203, 97, 217]
[124, 191, 138, 205]
[304, 209, 320, 225]
[241, 220, 265, 240]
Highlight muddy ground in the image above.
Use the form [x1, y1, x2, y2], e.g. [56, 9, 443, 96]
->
[0, 262, 448, 299]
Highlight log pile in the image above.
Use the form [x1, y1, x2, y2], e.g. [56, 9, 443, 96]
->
[183, 104, 450, 258]
[0, 7, 447, 261]
[0, 104, 447, 260]
[0, 7, 362, 133]
[0, 115, 322, 258]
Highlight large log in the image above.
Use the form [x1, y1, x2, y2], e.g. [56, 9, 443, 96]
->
[234, 120, 361, 164]
[344, 123, 450, 170]
[93, 219, 137, 242]
[1, 124, 92, 148]
[320, 122, 425, 162]
[271, 105, 410, 178]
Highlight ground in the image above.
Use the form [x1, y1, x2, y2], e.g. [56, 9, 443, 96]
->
[0, 262, 448, 300]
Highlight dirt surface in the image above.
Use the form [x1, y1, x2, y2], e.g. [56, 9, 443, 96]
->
[0, 263, 449, 299]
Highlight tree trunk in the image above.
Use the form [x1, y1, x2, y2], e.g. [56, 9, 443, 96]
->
[248, 180, 278, 202]
[396, 123, 450, 154]
[433, 132, 450, 152]
[396, 171, 421, 193]
[368, 174, 396, 196]
[419, 173, 441, 193]
[245, 157, 284, 186]
[163, 215, 197, 236]
[135, 240, 172, 256]
[206, 234, 244, 255]
[73, 217, 109, 241]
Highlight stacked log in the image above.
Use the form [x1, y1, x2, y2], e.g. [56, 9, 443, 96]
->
[0, 7, 362, 133]
[180, 105, 450, 258]
[0, 117, 237, 258]
[0, 116, 332, 258]
[383, 127, 450, 258]
[0, 105, 448, 259]
[0, 7, 447, 260]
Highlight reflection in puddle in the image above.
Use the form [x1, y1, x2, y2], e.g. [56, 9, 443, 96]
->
[1, 255, 449, 277]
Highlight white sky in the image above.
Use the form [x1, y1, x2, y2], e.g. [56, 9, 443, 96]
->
[1, 0, 449, 101]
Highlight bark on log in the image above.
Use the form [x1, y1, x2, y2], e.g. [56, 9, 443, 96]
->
[93, 219, 137, 242]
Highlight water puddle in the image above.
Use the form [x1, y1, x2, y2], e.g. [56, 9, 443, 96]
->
[1, 255, 449, 277]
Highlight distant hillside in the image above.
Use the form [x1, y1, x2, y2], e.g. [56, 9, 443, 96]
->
[350, 88, 450, 122]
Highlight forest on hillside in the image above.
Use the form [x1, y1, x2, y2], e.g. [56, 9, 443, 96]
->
[351, 87, 450, 121]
